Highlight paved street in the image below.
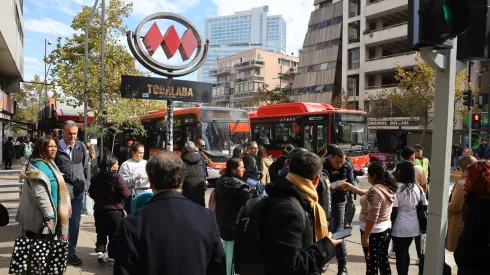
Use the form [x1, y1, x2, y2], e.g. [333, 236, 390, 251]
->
[0, 174, 459, 275]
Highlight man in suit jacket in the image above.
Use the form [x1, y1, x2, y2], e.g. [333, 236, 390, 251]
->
[114, 151, 226, 275]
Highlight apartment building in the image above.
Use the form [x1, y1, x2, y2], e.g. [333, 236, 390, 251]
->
[291, 0, 344, 103]
[199, 6, 287, 83]
[210, 49, 298, 110]
[0, 0, 23, 161]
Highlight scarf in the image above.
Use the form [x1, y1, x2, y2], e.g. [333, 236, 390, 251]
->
[286, 173, 329, 241]
[33, 158, 71, 236]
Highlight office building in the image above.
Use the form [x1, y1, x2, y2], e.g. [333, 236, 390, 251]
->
[210, 49, 298, 110]
[0, 0, 23, 161]
[199, 6, 287, 83]
[290, 0, 344, 103]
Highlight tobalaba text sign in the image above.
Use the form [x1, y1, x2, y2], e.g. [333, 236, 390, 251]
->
[120, 75, 212, 103]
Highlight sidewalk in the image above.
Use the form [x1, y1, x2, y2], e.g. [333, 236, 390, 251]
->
[0, 215, 438, 275]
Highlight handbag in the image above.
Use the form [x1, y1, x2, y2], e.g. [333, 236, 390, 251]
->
[415, 184, 428, 234]
[9, 228, 68, 275]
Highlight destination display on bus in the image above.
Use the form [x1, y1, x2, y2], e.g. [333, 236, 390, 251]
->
[201, 109, 249, 121]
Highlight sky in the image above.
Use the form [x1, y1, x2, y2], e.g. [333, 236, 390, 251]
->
[22, 0, 314, 84]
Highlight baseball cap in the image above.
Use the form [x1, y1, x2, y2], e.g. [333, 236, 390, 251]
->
[127, 140, 134, 146]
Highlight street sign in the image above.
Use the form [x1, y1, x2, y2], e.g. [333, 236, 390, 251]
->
[124, 12, 210, 152]
[120, 75, 212, 103]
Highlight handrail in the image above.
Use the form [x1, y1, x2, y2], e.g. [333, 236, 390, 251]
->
[366, 51, 417, 61]
[365, 22, 408, 34]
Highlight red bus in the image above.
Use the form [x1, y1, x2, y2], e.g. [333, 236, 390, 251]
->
[139, 105, 251, 181]
[249, 102, 370, 170]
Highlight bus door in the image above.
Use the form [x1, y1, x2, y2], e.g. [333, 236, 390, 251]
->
[303, 116, 329, 157]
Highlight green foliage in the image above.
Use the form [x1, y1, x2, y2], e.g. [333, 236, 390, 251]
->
[368, 54, 477, 143]
[11, 75, 47, 136]
[253, 84, 291, 105]
[47, 0, 163, 136]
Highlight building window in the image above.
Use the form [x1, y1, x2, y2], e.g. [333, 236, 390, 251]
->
[349, 0, 360, 18]
[367, 75, 376, 87]
[348, 21, 360, 44]
[348, 48, 360, 70]
[347, 76, 359, 96]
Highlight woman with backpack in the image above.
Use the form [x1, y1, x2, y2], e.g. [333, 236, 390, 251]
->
[88, 155, 130, 265]
[391, 161, 428, 275]
[215, 158, 251, 275]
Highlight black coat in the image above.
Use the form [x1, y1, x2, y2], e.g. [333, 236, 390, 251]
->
[454, 195, 490, 275]
[242, 153, 259, 182]
[263, 177, 336, 275]
[114, 191, 226, 275]
[215, 175, 251, 241]
[54, 140, 89, 196]
[323, 158, 354, 204]
[3, 141, 14, 159]
[182, 152, 206, 207]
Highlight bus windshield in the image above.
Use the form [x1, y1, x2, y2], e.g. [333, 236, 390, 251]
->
[333, 113, 368, 149]
[201, 121, 250, 155]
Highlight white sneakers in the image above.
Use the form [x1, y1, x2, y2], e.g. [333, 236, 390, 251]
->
[97, 252, 114, 266]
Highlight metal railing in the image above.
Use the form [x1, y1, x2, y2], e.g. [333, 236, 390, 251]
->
[0, 169, 24, 226]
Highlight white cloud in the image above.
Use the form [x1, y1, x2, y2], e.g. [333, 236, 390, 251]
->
[24, 18, 74, 36]
[128, 0, 200, 16]
[25, 57, 42, 66]
[210, 0, 313, 54]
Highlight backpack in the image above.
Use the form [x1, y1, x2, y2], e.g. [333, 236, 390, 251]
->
[233, 195, 307, 275]
[24, 142, 33, 158]
[317, 169, 332, 218]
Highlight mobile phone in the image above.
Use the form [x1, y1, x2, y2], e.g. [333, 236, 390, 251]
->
[332, 229, 352, 239]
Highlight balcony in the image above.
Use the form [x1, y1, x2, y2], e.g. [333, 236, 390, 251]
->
[213, 94, 231, 102]
[212, 81, 230, 87]
[363, 22, 407, 46]
[234, 59, 265, 70]
[364, 84, 398, 98]
[234, 75, 265, 83]
[365, 0, 407, 19]
[364, 51, 417, 73]
[209, 67, 231, 77]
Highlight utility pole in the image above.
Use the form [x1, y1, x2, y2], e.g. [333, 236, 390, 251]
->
[99, 0, 105, 161]
[84, 0, 100, 142]
[468, 61, 473, 150]
[420, 39, 457, 275]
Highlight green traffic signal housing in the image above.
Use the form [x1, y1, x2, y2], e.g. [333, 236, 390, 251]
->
[462, 90, 472, 108]
[409, 0, 470, 50]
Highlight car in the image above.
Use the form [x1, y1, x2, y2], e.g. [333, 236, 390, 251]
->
[369, 151, 397, 169]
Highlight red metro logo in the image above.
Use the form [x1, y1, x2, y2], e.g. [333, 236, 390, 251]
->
[127, 13, 209, 77]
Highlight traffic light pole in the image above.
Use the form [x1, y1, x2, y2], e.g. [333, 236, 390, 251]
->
[468, 61, 472, 150]
[420, 41, 457, 275]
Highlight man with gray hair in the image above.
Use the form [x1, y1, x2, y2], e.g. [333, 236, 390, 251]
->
[114, 151, 225, 274]
[54, 120, 90, 266]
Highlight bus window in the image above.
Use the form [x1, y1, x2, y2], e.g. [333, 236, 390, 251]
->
[254, 124, 273, 145]
[334, 122, 366, 145]
[317, 125, 328, 153]
[275, 123, 301, 147]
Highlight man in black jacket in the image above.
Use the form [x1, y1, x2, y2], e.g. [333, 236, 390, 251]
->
[54, 120, 90, 266]
[323, 146, 354, 275]
[114, 151, 226, 275]
[242, 142, 260, 182]
[263, 150, 341, 274]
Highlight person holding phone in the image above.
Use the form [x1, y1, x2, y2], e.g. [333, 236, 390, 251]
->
[340, 162, 396, 275]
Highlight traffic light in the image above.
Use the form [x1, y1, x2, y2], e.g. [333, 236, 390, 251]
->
[472, 113, 481, 129]
[462, 90, 472, 108]
[408, 0, 470, 50]
[457, 0, 490, 60]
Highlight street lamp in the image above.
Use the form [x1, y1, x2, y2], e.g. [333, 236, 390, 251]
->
[39, 38, 52, 136]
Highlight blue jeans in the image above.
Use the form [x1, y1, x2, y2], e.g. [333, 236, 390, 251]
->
[69, 191, 84, 256]
[453, 156, 460, 170]
[328, 201, 347, 259]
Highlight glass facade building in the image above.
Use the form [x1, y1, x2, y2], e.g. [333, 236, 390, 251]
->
[198, 6, 287, 83]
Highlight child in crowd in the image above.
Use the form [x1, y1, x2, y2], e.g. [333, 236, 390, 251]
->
[88, 155, 129, 265]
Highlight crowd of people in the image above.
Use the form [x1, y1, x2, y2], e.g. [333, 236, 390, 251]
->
[8, 122, 490, 275]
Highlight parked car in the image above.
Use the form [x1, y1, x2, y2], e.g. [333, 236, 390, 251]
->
[369, 151, 396, 169]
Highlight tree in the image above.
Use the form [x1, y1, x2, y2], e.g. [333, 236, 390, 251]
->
[331, 89, 356, 109]
[11, 75, 47, 136]
[368, 54, 476, 143]
[253, 84, 291, 105]
[48, 0, 164, 137]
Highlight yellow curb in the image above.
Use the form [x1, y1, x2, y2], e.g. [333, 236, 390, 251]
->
[450, 173, 461, 179]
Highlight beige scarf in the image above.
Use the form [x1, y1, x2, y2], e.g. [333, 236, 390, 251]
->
[286, 173, 329, 241]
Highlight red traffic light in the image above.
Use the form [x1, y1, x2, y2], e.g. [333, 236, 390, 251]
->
[472, 114, 481, 121]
